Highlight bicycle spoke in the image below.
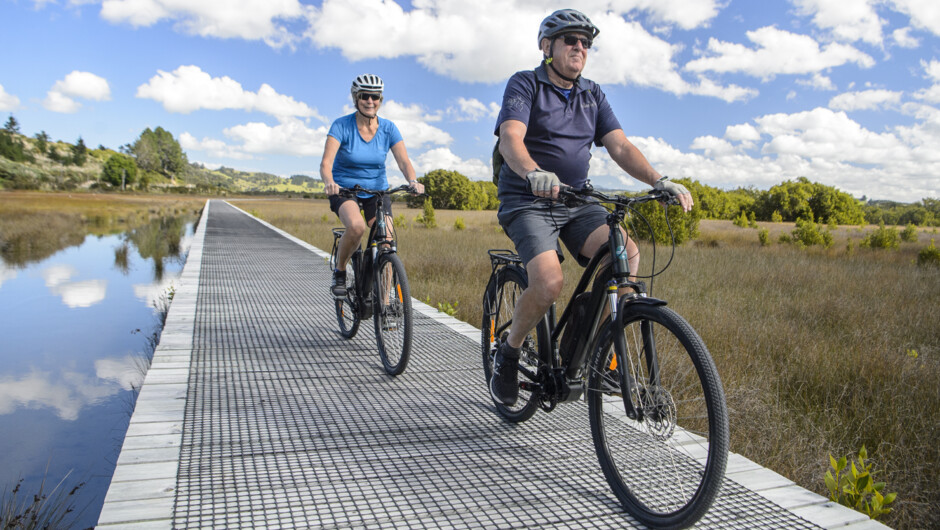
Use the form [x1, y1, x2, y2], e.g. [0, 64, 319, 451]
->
[374, 254, 412, 376]
[587, 304, 728, 528]
[481, 265, 544, 423]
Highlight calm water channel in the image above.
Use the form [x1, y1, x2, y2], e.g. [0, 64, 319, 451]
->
[0, 210, 199, 528]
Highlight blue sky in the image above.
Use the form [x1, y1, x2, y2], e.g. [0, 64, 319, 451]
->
[2, 0, 939, 203]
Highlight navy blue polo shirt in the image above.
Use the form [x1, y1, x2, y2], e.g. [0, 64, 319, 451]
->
[494, 63, 621, 210]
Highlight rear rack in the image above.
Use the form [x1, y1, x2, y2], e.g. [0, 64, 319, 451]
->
[487, 249, 522, 265]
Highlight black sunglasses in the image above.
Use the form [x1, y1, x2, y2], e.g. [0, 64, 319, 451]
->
[358, 93, 382, 101]
[562, 34, 592, 49]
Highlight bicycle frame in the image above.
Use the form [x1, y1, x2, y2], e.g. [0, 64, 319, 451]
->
[486, 186, 674, 412]
[338, 184, 413, 319]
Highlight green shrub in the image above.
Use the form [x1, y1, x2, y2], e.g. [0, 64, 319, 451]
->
[791, 217, 833, 248]
[917, 239, 940, 267]
[454, 217, 465, 230]
[415, 198, 437, 228]
[733, 210, 748, 228]
[631, 179, 702, 244]
[758, 227, 769, 246]
[860, 222, 899, 250]
[438, 300, 458, 316]
[424, 296, 458, 316]
[900, 223, 918, 243]
[771, 210, 783, 223]
[825, 445, 897, 521]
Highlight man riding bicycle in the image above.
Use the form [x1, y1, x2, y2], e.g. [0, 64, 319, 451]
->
[490, 8, 694, 406]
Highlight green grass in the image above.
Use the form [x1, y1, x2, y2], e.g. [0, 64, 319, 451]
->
[240, 197, 939, 530]
[0, 191, 205, 266]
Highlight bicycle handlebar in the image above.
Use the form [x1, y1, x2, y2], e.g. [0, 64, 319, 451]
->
[337, 184, 422, 197]
[551, 181, 679, 208]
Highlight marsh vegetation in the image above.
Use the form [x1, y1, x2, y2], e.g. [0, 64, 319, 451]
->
[241, 197, 939, 530]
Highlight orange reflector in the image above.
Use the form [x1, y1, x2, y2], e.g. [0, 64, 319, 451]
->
[609, 354, 618, 371]
[489, 319, 495, 343]
[396, 284, 403, 302]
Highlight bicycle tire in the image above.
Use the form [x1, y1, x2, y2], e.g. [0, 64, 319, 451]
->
[335, 251, 361, 339]
[480, 265, 547, 423]
[587, 303, 728, 529]
[373, 253, 413, 376]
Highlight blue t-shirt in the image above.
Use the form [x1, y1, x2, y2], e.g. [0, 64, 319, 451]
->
[328, 113, 403, 193]
[494, 64, 622, 210]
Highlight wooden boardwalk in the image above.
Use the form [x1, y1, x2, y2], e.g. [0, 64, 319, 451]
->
[97, 199, 889, 529]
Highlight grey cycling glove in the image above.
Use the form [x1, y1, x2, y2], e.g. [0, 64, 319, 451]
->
[526, 169, 561, 194]
[653, 176, 689, 197]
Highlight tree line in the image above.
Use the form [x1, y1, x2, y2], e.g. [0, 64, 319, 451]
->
[1, 114, 187, 191]
[2, 114, 937, 227]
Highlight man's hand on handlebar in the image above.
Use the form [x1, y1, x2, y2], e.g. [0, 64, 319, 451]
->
[654, 177, 694, 212]
[526, 169, 562, 199]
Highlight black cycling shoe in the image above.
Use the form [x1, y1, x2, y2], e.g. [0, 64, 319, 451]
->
[490, 341, 521, 406]
[331, 269, 347, 298]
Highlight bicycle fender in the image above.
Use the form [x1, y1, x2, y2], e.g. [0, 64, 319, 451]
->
[618, 296, 667, 315]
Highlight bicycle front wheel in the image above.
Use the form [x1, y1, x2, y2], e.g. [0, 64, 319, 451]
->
[480, 265, 546, 423]
[335, 252, 360, 339]
[373, 253, 413, 376]
[587, 303, 728, 529]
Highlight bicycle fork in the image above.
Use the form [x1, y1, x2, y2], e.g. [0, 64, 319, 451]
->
[603, 217, 664, 422]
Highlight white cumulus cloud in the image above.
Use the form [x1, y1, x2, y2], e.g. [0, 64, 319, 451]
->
[685, 26, 875, 80]
[891, 0, 940, 37]
[42, 71, 111, 113]
[891, 27, 920, 48]
[756, 108, 908, 164]
[137, 65, 323, 119]
[223, 116, 329, 156]
[99, 0, 306, 48]
[411, 147, 490, 182]
[792, 0, 885, 45]
[829, 89, 903, 111]
[448, 98, 500, 122]
[914, 59, 940, 103]
[303, 0, 737, 101]
[345, 100, 452, 149]
[0, 84, 20, 111]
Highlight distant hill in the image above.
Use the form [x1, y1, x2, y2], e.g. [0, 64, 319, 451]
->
[0, 130, 323, 195]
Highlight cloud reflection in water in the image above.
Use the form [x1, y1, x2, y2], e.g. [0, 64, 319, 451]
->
[0, 355, 146, 420]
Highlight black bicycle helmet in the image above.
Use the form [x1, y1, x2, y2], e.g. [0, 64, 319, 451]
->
[537, 9, 600, 49]
[350, 74, 384, 97]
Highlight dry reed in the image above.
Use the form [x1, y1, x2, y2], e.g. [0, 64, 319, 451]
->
[233, 198, 940, 528]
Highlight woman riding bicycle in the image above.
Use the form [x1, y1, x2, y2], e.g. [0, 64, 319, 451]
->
[320, 73, 425, 298]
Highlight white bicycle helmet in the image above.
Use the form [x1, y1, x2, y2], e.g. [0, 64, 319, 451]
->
[537, 9, 599, 49]
[350, 74, 384, 96]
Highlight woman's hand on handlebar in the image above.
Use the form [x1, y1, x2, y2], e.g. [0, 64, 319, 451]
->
[409, 180, 425, 195]
[324, 181, 340, 196]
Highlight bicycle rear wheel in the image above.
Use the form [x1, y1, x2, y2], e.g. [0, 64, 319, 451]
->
[373, 253, 413, 376]
[481, 265, 546, 423]
[587, 303, 728, 529]
[335, 251, 361, 339]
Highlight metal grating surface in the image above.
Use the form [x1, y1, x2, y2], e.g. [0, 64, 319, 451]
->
[173, 201, 821, 529]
